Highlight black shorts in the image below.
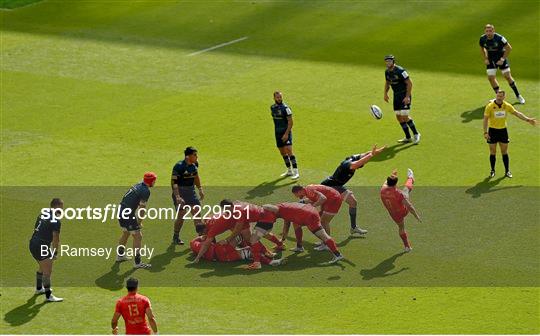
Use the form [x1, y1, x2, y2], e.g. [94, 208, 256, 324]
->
[255, 222, 274, 231]
[393, 92, 411, 111]
[487, 127, 510, 144]
[275, 131, 292, 148]
[486, 59, 510, 70]
[29, 239, 51, 261]
[119, 217, 140, 232]
[172, 187, 201, 208]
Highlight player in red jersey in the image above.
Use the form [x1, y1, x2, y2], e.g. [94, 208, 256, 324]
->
[380, 168, 422, 252]
[111, 278, 158, 335]
[224, 200, 285, 252]
[291, 184, 343, 251]
[190, 236, 283, 266]
[264, 202, 344, 264]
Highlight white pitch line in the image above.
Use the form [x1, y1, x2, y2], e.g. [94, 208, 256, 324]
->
[187, 36, 249, 56]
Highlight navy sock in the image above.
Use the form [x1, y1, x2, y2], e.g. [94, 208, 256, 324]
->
[509, 82, 520, 97]
[406, 119, 418, 135]
[282, 155, 291, 168]
[493, 86, 499, 93]
[349, 207, 357, 229]
[290, 155, 298, 169]
[36, 272, 43, 290]
[400, 122, 411, 139]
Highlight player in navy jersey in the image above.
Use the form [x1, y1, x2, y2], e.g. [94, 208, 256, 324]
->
[271, 91, 299, 179]
[171, 146, 205, 245]
[117, 172, 156, 269]
[384, 55, 421, 144]
[321, 144, 386, 236]
[29, 198, 64, 302]
[479, 24, 525, 104]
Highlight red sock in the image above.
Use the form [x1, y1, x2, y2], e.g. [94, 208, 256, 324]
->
[324, 239, 339, 254]
[294, 226, 303, 246]
[399, 232, 410, 248]
[251, 242, 263, 263]
[266, 233, 283, 246]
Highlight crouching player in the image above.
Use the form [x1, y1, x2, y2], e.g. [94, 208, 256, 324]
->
[264, 202, 344, 264]
[380, 169, 422, 252]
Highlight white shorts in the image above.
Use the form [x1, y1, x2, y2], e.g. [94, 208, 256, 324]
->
[395, 110, 410, 116]
[487, 67, 511, 76]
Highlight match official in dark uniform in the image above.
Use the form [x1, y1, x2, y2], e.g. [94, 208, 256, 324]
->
[29, 198, 64, 302]
[271, 91, 299, 179]
[116, 172, 156, 269]
[479, 24, 525, 104]
[171, 146, 205, 245]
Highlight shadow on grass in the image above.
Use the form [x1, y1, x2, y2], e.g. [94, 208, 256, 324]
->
[149, 244, 191, 273]
[95, 262, 136, 291]
[245, 176, 296, 200]
[465, 176, 522, 198]
[460, 106, 484, 123]
[370, 143, 416, 162]
[185, 240, 352, 278]
[360, 252, 408, 280]
[3, 294, 46, 327]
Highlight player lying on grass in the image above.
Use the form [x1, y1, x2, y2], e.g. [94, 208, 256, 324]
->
[190, 236, 284, 266]
[191, 201, 279, 264]
[112, 278, 158, 335]
[380, 169, 421, 252]
[291, 184, 345, 251]
[264, 202, 344, 264]
[321, 144, 386, 236]
[29, 198, 64, 302]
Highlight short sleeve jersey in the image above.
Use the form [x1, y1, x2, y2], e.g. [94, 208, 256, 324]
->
[31, 214, 61, 244]
[479, 33, 508, 60]
[484, 100, 517, 129]
[115, 293, 152, 335]
[270, 103, 292, 132]
[172, 159, 198, 187]
[385, 65, 409, 93]
[120, 182, 150, 213]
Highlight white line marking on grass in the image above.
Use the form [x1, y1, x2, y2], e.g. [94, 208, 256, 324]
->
[187, 36, 249, 56]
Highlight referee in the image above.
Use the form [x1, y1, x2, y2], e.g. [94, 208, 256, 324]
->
[483, 91, 536, 178]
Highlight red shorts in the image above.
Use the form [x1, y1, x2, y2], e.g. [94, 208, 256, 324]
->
[304, 213, 323, 233]
[390, 210, 408, 224]
[321, 197, 342, 215]
[214, 244, 241, 262]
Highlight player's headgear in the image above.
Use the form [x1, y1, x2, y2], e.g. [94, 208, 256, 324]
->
[143, 172, 157, 185]
[184, 146, 197, 156]
[126, 277, 139, 291]
[384, 54, 395, 62]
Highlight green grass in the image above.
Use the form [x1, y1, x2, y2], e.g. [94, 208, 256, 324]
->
[1, 0, 539, 334]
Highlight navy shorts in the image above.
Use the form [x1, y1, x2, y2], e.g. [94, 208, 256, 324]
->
[172, 187, 201, 208]
[29, 239, 51, 261]
[393, 92, 411, 111]
[255, 222, 274, 231]
[275, 131, 292, 148]
[119, 217, 141, 232]
[487, 59, 510, 70]
[320, 179, 348, 194]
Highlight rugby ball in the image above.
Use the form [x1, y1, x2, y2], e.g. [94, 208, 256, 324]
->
[370, 105, 383, 119]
